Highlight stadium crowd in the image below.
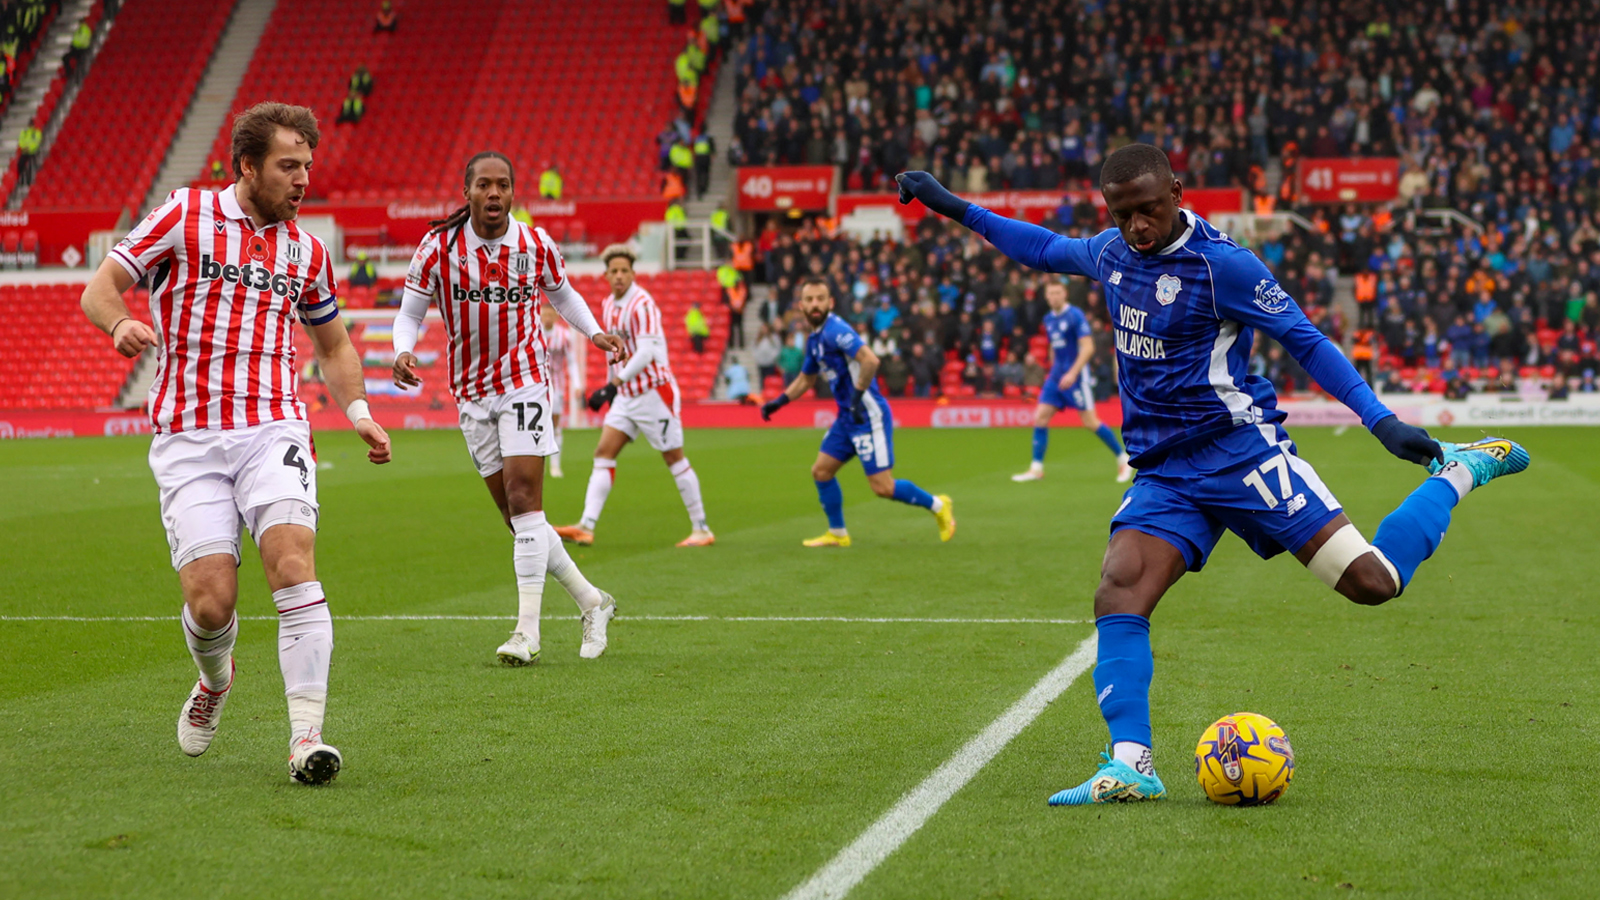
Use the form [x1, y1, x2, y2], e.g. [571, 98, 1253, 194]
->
[718, 0, 1600, 399]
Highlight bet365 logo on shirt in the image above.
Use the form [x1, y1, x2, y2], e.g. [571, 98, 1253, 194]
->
[199, 254, 304, 300]
[452, 284, 537, 304]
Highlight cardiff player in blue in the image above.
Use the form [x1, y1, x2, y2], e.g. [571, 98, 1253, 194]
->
[898, 144, 1529, 806]
[1012, 279, 1134, 484]
[762, 276, 956, 547]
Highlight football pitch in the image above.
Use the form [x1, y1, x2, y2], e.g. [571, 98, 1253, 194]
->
[2, 425, 1596, 899]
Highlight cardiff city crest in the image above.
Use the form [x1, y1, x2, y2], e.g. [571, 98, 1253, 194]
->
[1155, 274, 1182, 306]
[1253, 278, 1292, 314]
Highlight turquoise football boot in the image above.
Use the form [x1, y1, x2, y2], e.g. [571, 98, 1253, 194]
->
[1426, 436, 1530, 489]
[1048, 750, 1167, 806]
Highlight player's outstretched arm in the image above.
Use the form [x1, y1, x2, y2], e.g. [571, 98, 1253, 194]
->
[1213, 249, 1441, 467]
[80, 258, 156, 358]
[895, 171, 1101, 276]
[391, 284, 430, 388]
[761, 373, 816, 420]
[308, 318, 392, 464]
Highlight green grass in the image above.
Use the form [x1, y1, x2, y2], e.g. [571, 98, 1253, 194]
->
[1, 425, 1596, 899]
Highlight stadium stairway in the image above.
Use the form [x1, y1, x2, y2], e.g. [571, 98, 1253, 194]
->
[0, 0, 98, 200]
[143, 0, 276, 212]
[683, 60, 737, 222]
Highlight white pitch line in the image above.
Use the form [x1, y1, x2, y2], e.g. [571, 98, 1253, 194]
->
[0, 614, 1088, 625]
[780, 632, 1099, 900]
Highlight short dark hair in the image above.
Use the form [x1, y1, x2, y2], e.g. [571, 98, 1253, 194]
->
[798, 275, 831, 294]
[1100, 142, 1173, 188]
[231, 102, 319, 177]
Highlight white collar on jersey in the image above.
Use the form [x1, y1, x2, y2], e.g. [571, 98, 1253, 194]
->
[219, 183, 250, 222]
[1154, 208, 1196, 255]
[465, 220, 517, 252]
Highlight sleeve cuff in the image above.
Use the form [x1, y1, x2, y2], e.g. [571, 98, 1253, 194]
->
[108, 248, 146, 280]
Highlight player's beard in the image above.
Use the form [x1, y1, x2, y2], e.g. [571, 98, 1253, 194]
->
[247, 181, 300, 224]
[804, 308, 828, 328]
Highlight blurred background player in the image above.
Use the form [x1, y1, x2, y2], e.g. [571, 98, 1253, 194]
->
[1014, 280, 1133, 483]
[899, 147, 1528, 807]
[78, 102, 392, 786]
[555, 245, 714, 548]
[539, 303, 571, 478]
[761, 275, 955, 547]
[392, 151, 626, 666]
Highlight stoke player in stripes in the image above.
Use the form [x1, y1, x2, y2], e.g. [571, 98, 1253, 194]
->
[538, 302, 572, 478]
[553, 245, 715, 548]
[78, 102, 391, 785]
[391, 151, 627, 667]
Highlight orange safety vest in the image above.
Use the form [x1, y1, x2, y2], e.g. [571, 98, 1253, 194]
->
[726, 0, 746, 24]
[728, 280, 748, 312]
[678, 80, 698, 110]
[1350, 330, 1375, 361]
[1252, 193, 1275, 215]
[731, 240, 755, 270]
[662, 170, 686, 201]
[1354, 271, 1378, 303]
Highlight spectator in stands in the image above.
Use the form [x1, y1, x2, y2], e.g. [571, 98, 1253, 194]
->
[717, 262, 746, 348]
[996, 349, 1025, 393]
[905, 343, 936, 398]
[880, 347, 910, 396]
[64, 17, 91, 80]
[668, 139, 693, 191]
[349, 66, 373, 97]
[209, 159, 225, 182]
[374, 0, 397, 33]
[723, 359, 751, 403]
[16, 124, 40, 183]
[693, 131, 714, 200]
[349, 251, 377, 288]
[337, 91, 365, 124]
[752, 324, 782, 384]
[539, 162, 562, 199]
[685, 302, 710, 354]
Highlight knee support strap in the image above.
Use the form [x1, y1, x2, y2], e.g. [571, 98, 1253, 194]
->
[1306, 523, 1400, 591]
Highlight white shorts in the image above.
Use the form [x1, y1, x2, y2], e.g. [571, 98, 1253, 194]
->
[458, 381, 558, 478]
[603, 382, 684, 452]
[148, 419, 319, 571]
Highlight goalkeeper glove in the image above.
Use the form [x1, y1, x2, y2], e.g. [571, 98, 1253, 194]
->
[760, 393, 790, 421]
[586, 383, 618, 412]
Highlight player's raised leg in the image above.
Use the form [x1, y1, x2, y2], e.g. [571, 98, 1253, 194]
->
[865, 469, 954, 542]
[257, 519, 341, 786]
[1296, 436, 1531, 603]
[1049, 528, 1187, 806]
[805, 451, 852, 547]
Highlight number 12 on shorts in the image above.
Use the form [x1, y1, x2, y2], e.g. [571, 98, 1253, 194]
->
[512, 401, 544, 435]
[1242, 454, 1292, 508]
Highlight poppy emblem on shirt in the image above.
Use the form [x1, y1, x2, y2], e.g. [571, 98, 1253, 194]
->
[1155, 274, 1182, 306]
[246, 235, 270, 262]
[483, 261, 505, 283]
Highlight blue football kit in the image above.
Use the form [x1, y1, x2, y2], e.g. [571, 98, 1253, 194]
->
[1039, 304, 1094, 411]
[803, 313, 896, 475]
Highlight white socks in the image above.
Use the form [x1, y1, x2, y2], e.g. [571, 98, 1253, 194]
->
[580, 459, 616, 530]
[552, 423, 563, 470]
[273, 581, 332, 744]
[1113, 741, 1154, 776]
[669, 457, 709, 531]
[181, 605, 236, 691]
[511, 511, 549, 641]
[1434, 458, 1474, 501]
[544, 524, 604, 612]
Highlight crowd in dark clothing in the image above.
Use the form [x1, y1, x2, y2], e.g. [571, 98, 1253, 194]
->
[728, 0, 1600, 397]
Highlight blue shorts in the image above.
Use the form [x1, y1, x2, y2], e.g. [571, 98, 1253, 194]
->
[819, 394, 895, 475]
[1110, 424, 1343, 571]
[1040, 368, 1092, 411]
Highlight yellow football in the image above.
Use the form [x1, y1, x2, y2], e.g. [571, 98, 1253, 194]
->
[1195, 711, 1295, 805]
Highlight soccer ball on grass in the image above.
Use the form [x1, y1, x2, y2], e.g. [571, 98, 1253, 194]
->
[1194, 711, 1294, 805]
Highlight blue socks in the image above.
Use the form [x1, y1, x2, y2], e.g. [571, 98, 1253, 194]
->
[1371, 476, 1460, 590]
[1093, 614, 1153, 747]
[1094, 423, 1124, 455]
[1032, 427, 1049, 463]
[815, 478, 845, 529]
[891, 479, 936, 510]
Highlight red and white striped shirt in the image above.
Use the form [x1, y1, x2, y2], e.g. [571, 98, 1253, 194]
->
[406, 221, 565, 402]
[540, 319, 571, 404]
[602, 282, 676, 397]
[110, 186, 338, 434]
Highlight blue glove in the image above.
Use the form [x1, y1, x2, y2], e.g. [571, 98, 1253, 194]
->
[895, 171, 970, 222]
[1371, 415, 1443, 467]
[760, 393, 790, 421]
[848, 391, 867, 424]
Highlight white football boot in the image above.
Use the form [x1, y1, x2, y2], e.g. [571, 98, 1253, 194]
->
[496, 631, 540, 666]
[177, 660, 233, 757]
[288, 734, 342, 785]
[579, 592, 616, 659]
[1012, 462, 1045, 482]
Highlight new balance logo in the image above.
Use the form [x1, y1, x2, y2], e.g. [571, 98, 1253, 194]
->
[1097, 685, 1113, 705]
[1109, 271, 1123, 285]
[1285, 492, 1307, 516]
